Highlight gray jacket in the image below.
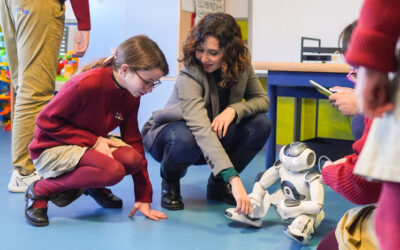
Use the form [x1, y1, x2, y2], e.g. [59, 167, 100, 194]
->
[141, 64, 269, 176]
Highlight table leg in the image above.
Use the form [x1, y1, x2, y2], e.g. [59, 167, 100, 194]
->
[266, 85, 277, 168]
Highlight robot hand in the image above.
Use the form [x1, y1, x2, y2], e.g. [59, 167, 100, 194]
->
[249, 186, 271, 219]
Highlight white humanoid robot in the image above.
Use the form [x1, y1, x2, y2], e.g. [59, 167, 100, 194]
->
[225, 142, 324, 245]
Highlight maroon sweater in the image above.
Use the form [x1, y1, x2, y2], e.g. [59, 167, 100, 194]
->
[29, 66, 152, 202]
[322, 118, 382, 205]
[70, 0, 91, 31]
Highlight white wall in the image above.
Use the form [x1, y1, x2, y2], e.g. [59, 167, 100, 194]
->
[251, 0, 364, 62]
[225, 0, 248, 19]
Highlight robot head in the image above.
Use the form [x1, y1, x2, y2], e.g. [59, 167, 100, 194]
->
[279, 142, 316, 171]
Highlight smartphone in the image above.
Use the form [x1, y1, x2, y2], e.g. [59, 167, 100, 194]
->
[309, 80, 333, 97]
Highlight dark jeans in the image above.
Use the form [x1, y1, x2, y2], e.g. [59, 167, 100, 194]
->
[149, 113, 271, 182]
[351, 113, 365, 141]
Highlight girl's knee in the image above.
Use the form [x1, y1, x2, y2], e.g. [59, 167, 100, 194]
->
[103, 162, 125, 185]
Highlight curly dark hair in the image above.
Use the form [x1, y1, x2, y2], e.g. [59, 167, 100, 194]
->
[180, 12, 249, 88]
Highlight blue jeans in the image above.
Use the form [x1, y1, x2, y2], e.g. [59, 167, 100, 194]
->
[149, 113, 271, 182]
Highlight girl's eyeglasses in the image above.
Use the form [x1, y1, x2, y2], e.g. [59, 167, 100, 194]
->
[346, 67, 357, 83]
[134, 70, 162, 89]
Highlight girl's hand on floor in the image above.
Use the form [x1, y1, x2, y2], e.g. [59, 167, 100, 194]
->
[129, 202, 167, 221]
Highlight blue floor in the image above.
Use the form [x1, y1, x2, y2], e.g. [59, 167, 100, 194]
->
[0, 129, 355, 250]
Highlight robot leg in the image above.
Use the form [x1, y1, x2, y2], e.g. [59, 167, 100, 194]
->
[225, 183, 271, 227]
[284, 214, 316, 245]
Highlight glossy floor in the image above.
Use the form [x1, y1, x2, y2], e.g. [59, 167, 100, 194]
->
[0, 130, 354, 250]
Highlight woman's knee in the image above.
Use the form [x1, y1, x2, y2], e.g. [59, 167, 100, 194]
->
[244, 114, 271, 148]
[158, 122, 202, 163]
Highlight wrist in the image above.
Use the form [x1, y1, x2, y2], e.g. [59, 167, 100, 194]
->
[92, 136, 103, 149]
[220, 167, 239, 183]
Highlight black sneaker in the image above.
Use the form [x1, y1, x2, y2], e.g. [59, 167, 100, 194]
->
[84, 188, 122, 208]
[50, 189, 86, 207]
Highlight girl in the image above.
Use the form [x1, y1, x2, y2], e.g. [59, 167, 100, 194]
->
[142, 13, 271, 213]
[25, 35, 168, 226]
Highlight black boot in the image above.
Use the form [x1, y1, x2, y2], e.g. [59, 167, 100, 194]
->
[25, 181, 49, 227]
[50, 188, 86, 207]
[84, 188, 123, 208]
[161, 179, 184, 210]
[206, 174, 236, 205]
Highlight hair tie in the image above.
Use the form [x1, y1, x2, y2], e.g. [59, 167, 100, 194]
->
[102, 47, 117, 65]
[102, 55, 115, 65]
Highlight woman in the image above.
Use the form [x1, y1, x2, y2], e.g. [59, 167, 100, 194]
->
[25, 35, 168, 227]
[142, 13, 271, 213]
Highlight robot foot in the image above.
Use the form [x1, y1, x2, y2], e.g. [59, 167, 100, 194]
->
[284, 228, 310, 245]
[224, 208, 262, 228]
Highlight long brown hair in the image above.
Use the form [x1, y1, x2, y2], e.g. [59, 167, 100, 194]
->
[80, 35, 169, 75]
[180, 12, 249, 88]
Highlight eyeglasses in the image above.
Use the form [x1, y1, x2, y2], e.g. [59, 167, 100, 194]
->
[134, 70, 162, 89]
[346, 67, 357, 83]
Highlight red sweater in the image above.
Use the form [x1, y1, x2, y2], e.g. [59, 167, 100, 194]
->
[29, 66, 152, 202]
[322, 118, 382, 204]
[345, 0, 400, 72]
[70, 0, 91, 31]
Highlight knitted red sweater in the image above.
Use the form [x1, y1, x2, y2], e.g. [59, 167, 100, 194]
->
[322, 118, 382, 204]
[70, 0, 91, 31]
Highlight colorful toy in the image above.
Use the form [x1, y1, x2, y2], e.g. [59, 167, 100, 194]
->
[0, 62, 11, 130]
[225, 142, 325, 245]
[57, 51, 79, 79]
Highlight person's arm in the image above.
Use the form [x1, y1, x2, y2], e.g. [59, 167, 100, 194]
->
[322, 154, 381, 204]
[178, 69, 251, 213]
[120, 98, 152, 203]
[70, 0, 90, 31]
[70, 0, 90, 57]
[177, 70, 233, 175]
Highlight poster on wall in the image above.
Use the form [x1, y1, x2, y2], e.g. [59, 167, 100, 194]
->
[195, 0, 225, 24]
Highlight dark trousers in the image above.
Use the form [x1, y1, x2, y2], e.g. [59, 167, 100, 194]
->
[149, 113, 271, 182]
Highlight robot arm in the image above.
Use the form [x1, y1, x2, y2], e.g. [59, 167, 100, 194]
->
[308, 175, 324, 211]
[250, 164, 280, 203]
[257, 163, 280, 189]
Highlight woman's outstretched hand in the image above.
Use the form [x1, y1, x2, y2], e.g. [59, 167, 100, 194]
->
[129, 202, 167, 221]
[230, 176, 252, 214]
